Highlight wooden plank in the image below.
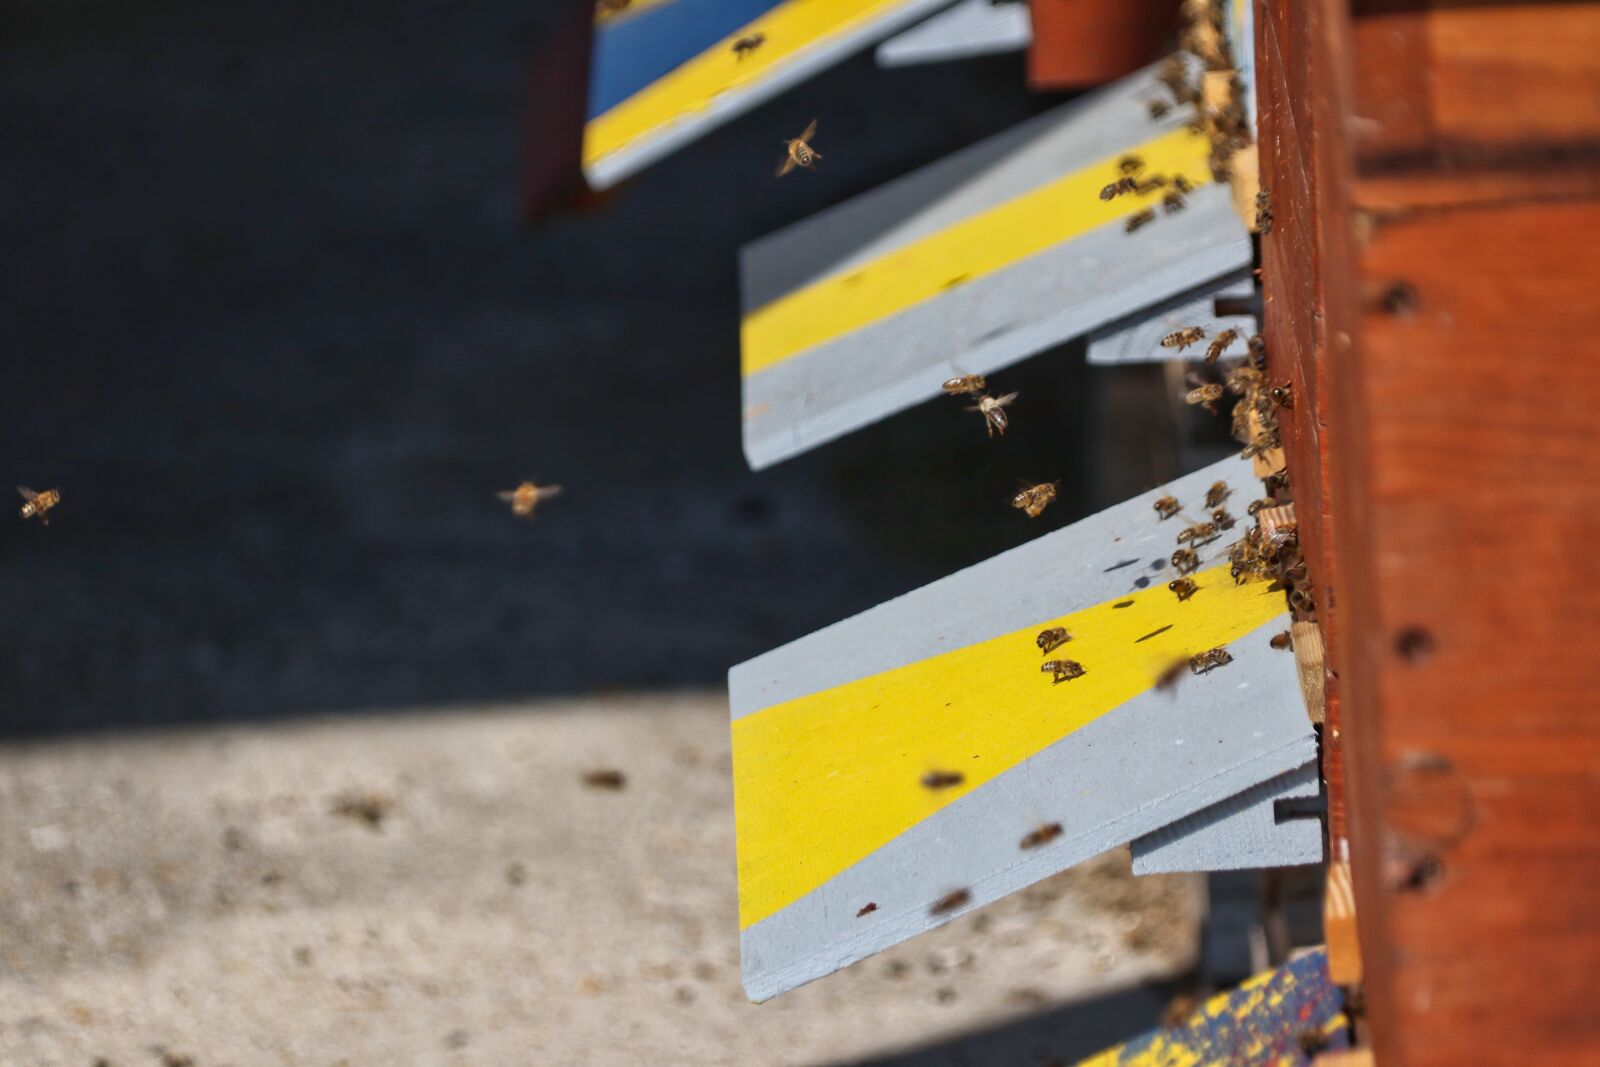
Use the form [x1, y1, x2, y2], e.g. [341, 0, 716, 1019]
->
[1027, 0, 1182, 89]
[1323, 860, 1360, 985]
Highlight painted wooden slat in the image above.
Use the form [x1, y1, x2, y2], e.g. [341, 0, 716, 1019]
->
[729, 456, 1314, 1000]
[1131, 760, 1323, 875]
[874, 0, 1031, 68]
[1087, 270, 1255, 366]
[739, 58, 1250, 469]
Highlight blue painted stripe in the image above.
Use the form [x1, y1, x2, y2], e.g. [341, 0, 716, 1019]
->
[587, 0, 787, 119]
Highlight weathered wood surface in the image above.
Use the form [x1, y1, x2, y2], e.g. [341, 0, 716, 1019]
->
[1258, 1, 1600, 1062]
[1027, 0, 1181, 88]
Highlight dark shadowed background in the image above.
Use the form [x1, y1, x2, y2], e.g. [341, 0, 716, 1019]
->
[2, 0, 1198, 735]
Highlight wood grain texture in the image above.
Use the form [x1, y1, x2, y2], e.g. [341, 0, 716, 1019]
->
[1260, 2, 1600, 1061]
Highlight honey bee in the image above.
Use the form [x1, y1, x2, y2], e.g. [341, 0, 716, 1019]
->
[1160, 326, 1206, 351]
[1247, 333, 1266, 367]
[1012, 481, 1058, 518]
[582, 769, 627, 790]
[1172, 174, 1195, 194]
[1254, 188, 1274, 234]
[1099, 177, 1138, 200]
[777, 120, 821, 177]
[1170, 548, 1199, 575]
[1134, 175, 1167, 195]
[1147, 99, 1171, 119]
[856, 902, 878, 918]
[498, 480, 562, 518]
[1270, 383, 1294, 409]
[1290, 586, 1316, 614]
[921, 770, 965, 790]
[1161, 190, 1186, 214]
[1124, 208, 1156, 233]
[967, 392, 1019, 437]
[1036, 626, 1071, 654]
[17, 486, 61, 525]
[731, 33, 766, 60]
[1225, 364, 1264, 395]
[1189, 647, 1234, 674]
[1177, 521, 1218, 545]
[1153, 495, 1182, 520]
[929, 889, 971, 916]
[1118, 153, 1144, 175]
[1211, 508, 1236, 529]
[1203, 481, 1229, 508]
[1042, 659, 1086, 684]
[1185, 383, 1224, 414]
[1270, 631, 1293, 650]
[595, 0, 632, 15]
[1020, 823, 1063, 849]
[1204, 327, 1242, 364]
[1247, 497, 1274, 516]
[1168, 577, 1198, 601]
[942, 373, 986, 396]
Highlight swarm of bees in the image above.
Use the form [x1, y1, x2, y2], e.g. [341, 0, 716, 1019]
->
[1042, 659, 1086, 685]
[777, 120, 821, 177]
[1012, 481, 1058, 519]
[18, 486, 60, 525]
[498, 480, 562, 518]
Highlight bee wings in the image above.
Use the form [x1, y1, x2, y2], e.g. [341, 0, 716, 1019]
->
[17, 486, 38, 502]
[776, 154, 798, 178]
[799, 119, 817, 143]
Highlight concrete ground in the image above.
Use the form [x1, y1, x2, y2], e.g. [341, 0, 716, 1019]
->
[0, 693, 1203, 1067]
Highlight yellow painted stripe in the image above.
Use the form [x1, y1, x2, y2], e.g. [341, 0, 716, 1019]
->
[732, 565, 1285, 929]
[594, 0, 676, 27]
[584, 0, 913, 169]
[739, 125, 1214, 376]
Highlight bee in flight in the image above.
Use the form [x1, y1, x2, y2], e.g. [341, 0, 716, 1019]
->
[1042, 659, 1086, 685]
[17, 486, 60, 525]
[497, 480, 562, 518]
[1160, 326, 1206, 351]
[1170, 548, 1199, 575]
[1153, 495, 1182, 520]
[1124, 208, 1156, 233]
[1185, 383, 1224, 414]
[1020, 823, 1063, 850]
[1099, 177, 1138, 200]
[942, 373, 987, 397]
[1247, 333, 1267, 367]
[1036, 626, 1071, 654]
[967, 391, 1019, 437]
[731, 32, 766, 60]
[777, 119, 821, 177]
[1012, 481, 1058, 519]
[1205, 328, 1242, 364]
[1189, 647, 1234, 675]
[1203, 481, 1230, 509]
[1168, 577, 1198, 602]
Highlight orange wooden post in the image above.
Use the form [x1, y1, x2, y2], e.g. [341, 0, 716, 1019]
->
[1027, 0, 1182, 89]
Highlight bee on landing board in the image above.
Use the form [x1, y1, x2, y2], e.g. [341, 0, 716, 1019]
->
[1124, 208, 1156, 234]
[777, 120, 821, 177]
[1172, 175, 1195, 194]
[856, 902, 878, 918]
[1177, 521, 1218, 545]
[1036, 626, 1071, 655]
[1247, 498, 1274, 517]
[1042, 659, 1086, 684]
[1155, 658, 1188, 693]
[1012, 481, 1058, 519]
[942, 373, 986, 397]
[1161, 190, 1186, 215]
[1099, 177, 1138, 200]
[1153, 495, 1182, 520]
[1134, 175, 1167, 195]
[17, 486, 60, 525]
[498, 481, 562, 518]
[1118, 154, 1144, 175]
[929, 889, 971, 916]
[731, 33, 766, 60]
[1211, 508, 1237, 530]
[1146, 99, 1171, 120]
[1270, 631, 1293, 650]
[1020, 823, 1063, 850]
[1205, 328, 1242, 364]
[1160, 326, 1206, 351]
[1185, 383, 1224, 414]
[1168, 577, 1198, 602]
[967, 392, 1019, 437]
[1247, 333, 1267, 368]
[921, 770, 965, 790]
[1203, 481, 1230, 509]
[1170, 548, 1199, 575]
[1189, 647, 1234, 674]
